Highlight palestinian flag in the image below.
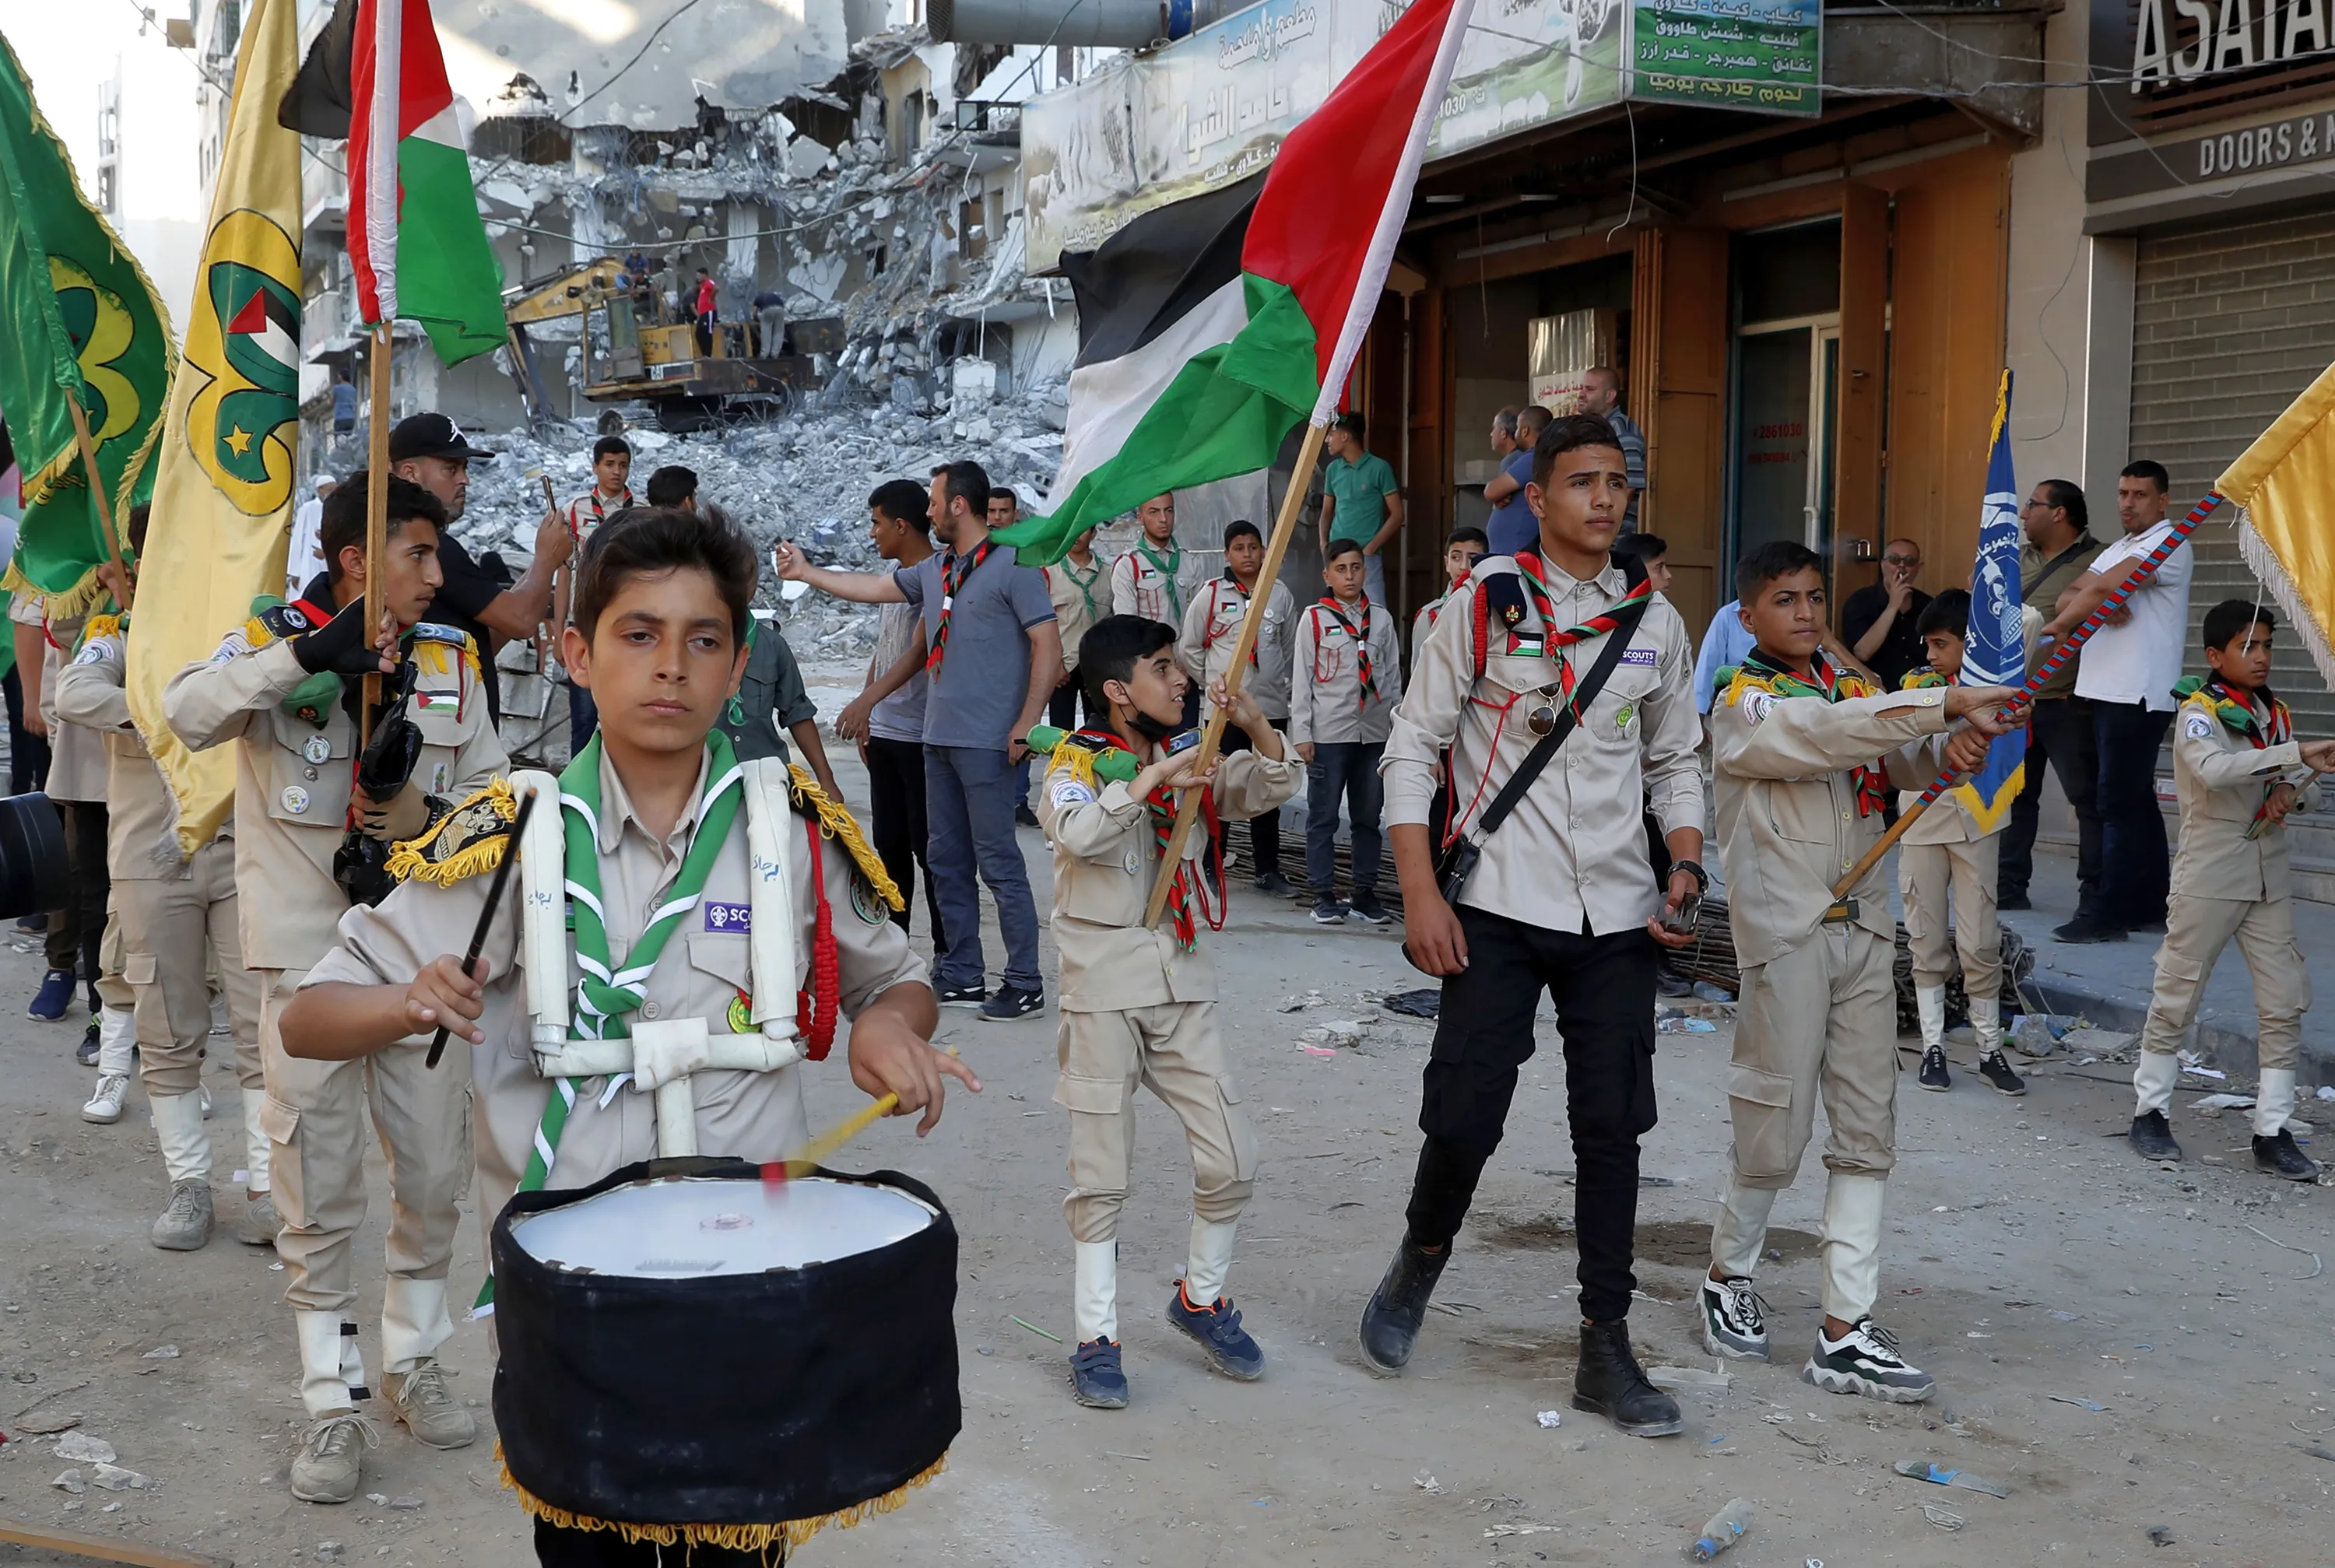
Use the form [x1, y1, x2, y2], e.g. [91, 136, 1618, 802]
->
[345, 0, 503, 364]
[996, 0, 1473, 567]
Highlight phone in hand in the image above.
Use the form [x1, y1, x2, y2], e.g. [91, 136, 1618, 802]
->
[1660, 889, 1704, 938]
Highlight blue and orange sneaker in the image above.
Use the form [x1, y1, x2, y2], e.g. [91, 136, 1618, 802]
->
[27, 967, 74, 1022]
[1167, 1283, 1266, 1380]
[1069, 1337, 1128, 1408]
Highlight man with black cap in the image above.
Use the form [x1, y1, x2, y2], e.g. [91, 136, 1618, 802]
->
[387, 413, 573, 724]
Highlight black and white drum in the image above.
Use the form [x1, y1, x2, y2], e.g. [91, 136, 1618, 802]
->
[492, 1159, 959, 1554]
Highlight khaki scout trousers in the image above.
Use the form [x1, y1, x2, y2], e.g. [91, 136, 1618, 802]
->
[1055, 1001, 1258, 1244]
[117, 839, 263, 1098]
[1899, 837, 2002, 998]
[1724, 924, 1899, 1189]
[2138, 892, 2309, 1075]
[259, 968, 471, 1370]
[95, 910, 132, 1012]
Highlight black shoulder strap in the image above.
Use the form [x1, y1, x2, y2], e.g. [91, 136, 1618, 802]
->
[1469, 557, 1653, 847]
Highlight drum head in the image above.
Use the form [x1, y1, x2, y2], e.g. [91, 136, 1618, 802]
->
[511, 1174, 936, 1278]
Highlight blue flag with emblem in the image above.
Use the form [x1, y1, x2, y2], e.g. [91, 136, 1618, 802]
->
[1954, 370, 2027, 832]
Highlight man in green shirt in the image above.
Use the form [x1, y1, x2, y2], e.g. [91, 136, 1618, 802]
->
[1319, 412, 1403, 611]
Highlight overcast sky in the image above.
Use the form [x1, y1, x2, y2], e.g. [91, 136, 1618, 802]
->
[9, 5, 206, 213]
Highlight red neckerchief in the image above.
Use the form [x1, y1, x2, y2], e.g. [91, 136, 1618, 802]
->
[1073, 724, 1224, 952]
[925, 541, 992, 675]
[1508, 550, 1656, 703]
[1205, 575, 1259, 668]
[1314, 595, 1375, 709]
[793, 813, 839, 1058]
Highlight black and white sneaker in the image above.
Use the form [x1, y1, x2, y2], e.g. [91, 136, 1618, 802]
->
[936, 983, 988, 1009]
[2255, 1129, 2323, 1181]
[1978, 1052, 2027, 1096]
[978, 984, 1045, 1023]
[1700, 1275, 1770, 1362]
[1803, 1317, 1934, 1403]
[1917, 1045, 1951, 1092]
[1348, 900, 1392, 927]
[1311, 900, 1348, 924]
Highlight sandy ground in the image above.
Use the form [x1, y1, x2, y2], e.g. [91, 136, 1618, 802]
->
[3, 693, 2332, 1567]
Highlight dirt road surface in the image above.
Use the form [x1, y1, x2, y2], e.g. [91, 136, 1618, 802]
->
[2, 766, 2330, 1566]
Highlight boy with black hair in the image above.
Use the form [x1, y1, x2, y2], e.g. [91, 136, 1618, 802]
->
[1111, 492, 1208, 626]
[1182, 520, 1296, 893]
[1292, 535, 1401, 925]
[1701, 542, 2014, 1404]
[1895, 588, 2023, 1097]
[643, 464, 697, 509]
[1410, 526, 1488, 668]
[164, 472, 507, 1502]
[281, 505, 973, 1559]
[1047, 526, 1108, 732]
[553, 436, 638, 749]
[844, 480, 946, 951]
[2129, 601, 2335, 1177]
[58, 507, 269, 1250]
[1039, 613, 1300, 1409]
[1610, 531, 1673, 595]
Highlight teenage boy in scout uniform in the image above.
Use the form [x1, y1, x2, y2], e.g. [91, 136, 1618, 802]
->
[1699, 541, 2013, 1404]
[163, 474, 506, 1503]
[54, 512, 269, 1251]
[2129, 601, 2335, 1177]
[1181, 521, 1297, 893]
[1361, 414, 1704, 1437]
[279, 507, 973, 1560]
[1038, 614, 1301, 1409]
[1409, 525, 1489, 668]
[1111, 493, 1210, 626]
[1291, 536, 1403, 925]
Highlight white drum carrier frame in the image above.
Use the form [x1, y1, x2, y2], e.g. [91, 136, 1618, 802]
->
[511, 758, 805, 1158]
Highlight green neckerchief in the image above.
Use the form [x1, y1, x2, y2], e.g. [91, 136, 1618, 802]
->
[1136, 535, 1185, 620]
[725, 618, 760, 728]
[2172, 674, 2291, 745]
[479, 728, 746, 1315]
[1060, 555, 1104, 621]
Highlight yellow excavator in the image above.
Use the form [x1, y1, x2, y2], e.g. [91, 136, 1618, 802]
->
[501, 258, 836, 430]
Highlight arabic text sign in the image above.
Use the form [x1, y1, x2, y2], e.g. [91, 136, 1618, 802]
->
[1632, 0, 1820, 117]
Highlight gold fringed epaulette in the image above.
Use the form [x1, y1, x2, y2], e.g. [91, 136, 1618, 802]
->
[787, 763, 905, 912]
[497, 1443, 946, 1555]
[79, 612, 125, 649]
[1900, 668, 1950, 691]
[384, 779, 518, 887]
[1719, 667, 1777, 709]
[1046, 743, 1101, 795]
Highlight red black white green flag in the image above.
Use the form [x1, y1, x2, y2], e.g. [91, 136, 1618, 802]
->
[997, 0, 1474, 567]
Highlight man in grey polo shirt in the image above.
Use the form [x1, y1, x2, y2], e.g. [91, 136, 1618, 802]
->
[778, 460, 1063, 1022]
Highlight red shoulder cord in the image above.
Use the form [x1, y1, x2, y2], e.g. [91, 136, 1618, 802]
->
[795, 815, 840, 1061]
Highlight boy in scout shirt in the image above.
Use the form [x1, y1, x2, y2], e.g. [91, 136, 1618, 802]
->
[1408, 526, 1488, 668]
[1047, 526, 1108, 728]
[1038, 614, 1300, 1410]
[54, 513, 269, 1252]
[279, 509, 973, 1555]
[1111, 492, 1209, 626]
[2129, 601, 2335, 1177]
[1701, 542, 2013, 1405]
[1894, 589, 2025, 1098]
[1180, 521, 1296, 893]
[1291, 536, 1402, 924]
[163, 474, 506, 1503]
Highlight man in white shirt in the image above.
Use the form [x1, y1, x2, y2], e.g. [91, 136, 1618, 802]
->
[2040, 459, 2192, 945]
[285, 477, 335, 598]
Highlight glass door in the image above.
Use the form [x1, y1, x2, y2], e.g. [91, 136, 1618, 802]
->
[1727, 315, 1841, 583]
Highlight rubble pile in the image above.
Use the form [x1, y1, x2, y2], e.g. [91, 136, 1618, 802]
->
[456, 381, 1066, 664]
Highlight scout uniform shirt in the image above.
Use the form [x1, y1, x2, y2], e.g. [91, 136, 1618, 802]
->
[1047, 554, 1108, 683]
[1710, 654, 1951, 968]
[1110, 536, 1210, 625]
[1382, 554, 1701, 935]
[1289, 592, 1401, 748]
[1038, 735, 1300, 1009]
[303, 752, 929, 1229]
[15, 597, 107, 805]
[2167, 678, 2320, 902]
[53, 612, 229, 880]
[1891, 670, 1996, 847]
[161, 598, 506, 972]
[1179, 574, 1294, 721]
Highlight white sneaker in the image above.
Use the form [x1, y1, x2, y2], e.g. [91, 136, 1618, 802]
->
[82, 1073, 129, 1124]
[290, 1410, 378, 1503]
[1803, 1317, 1935, 1403]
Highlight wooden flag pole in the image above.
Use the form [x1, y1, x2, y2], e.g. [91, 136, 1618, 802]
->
[361, 320, 393, 746]
[0, 1514, 232, 1567]
[1143, 422, 1329, 928]
[1824, 487, 2228, 903]
[63, 391, 131, 595]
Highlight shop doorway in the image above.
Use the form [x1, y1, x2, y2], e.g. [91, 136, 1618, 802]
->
[1725, 219, 1842, 587]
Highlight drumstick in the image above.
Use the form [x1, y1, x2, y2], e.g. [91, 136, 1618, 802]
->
[425, 788, 539, 1069]
[764, 1046, 961, 1184]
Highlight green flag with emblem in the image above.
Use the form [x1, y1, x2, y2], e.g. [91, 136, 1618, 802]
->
[0, 30, 177, 612]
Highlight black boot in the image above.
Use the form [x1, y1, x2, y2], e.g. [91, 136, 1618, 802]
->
[1357, 1236, 1448, 1375]
[2130, 1109, 2182, 1162]
[2255, 1129, 2323, 1180]
[1571, 1319, 1682, 1437]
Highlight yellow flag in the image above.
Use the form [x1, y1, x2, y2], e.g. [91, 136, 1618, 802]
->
[127, 0, 301, 854]
[2217, 358, 2335, 686]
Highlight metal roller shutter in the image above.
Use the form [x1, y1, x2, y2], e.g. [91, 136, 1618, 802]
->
[2131, 209, 2335, 734]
